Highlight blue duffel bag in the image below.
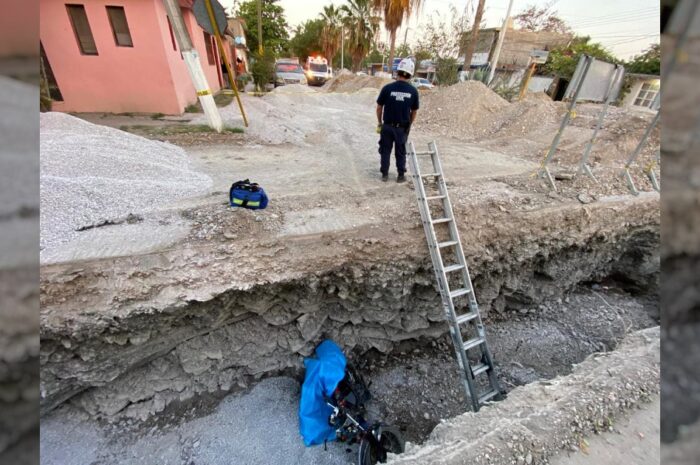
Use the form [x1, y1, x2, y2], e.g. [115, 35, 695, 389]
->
[229, 179, 268, 210]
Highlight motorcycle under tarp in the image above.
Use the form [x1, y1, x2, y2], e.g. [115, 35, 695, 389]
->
[299, 339, 347, 447]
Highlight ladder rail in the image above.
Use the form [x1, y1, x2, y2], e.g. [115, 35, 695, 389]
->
[408, 142, 475, 404]
[408, 141, 503, 412]
[430, 144, 501, 392]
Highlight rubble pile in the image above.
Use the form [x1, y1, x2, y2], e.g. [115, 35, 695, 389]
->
[414, 81, 510, 139]
[40, 112, 211, 260]
[322, 72, 392, 93]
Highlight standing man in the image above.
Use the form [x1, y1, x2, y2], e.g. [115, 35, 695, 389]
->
[376, 59, 419, 183]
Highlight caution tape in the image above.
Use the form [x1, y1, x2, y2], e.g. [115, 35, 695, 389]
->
[197, 89, 212, 97]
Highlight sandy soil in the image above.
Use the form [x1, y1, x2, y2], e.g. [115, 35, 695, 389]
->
[550, 397, 659, 465]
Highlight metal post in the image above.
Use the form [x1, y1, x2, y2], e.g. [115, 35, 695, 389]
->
[203, 0, 249, 127]
[487, 0, 515, 85]
[341, 26, 344, 70]
[539, 55, 593, 190]
[645, 150, 661, 192]
[162, 0, 223, 132]
[578, 64, 624, 182]
[621, 92, 661, 195]
[518, 60, 536, 100]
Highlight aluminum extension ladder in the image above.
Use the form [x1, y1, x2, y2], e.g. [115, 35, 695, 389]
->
[407, 140, 503, 412]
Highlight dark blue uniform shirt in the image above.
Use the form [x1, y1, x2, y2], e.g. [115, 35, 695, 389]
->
[376, 80, 419, 125]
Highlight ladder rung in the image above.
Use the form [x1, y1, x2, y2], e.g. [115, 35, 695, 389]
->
[478, 389, 500, 404]
[421, 172, 441, 178]
[455, 312, 478, 325]
[426, 195, 446, 201]
[431, 217, 452, 225]
[444, 264, 464, 273]
[438, 240, 458, 248]
[450, 288, 471, 299]
[415, 151, 434, 156]
[470, 362, 490, 377]
[463, 337, 484, 351]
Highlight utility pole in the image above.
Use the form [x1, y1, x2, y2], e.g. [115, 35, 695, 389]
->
[402, 27, 411, 49]
[203, 0, 248, 127]
[257, 0, 263, 54]
[487, 0, 514, 85]
[341, 26, 344, 70]
[162, 0, 223, 131]
[462, 0, 486, 76]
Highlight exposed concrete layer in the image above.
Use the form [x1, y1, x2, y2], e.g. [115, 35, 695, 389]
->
[39, 193, 659, 420]
[388, 327, 660, 465]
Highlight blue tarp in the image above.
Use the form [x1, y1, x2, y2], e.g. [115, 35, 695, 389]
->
[299, 340, 347, 447]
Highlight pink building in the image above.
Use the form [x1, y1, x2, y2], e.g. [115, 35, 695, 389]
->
[40, 0, 232, 114]
[1, 1, 39, 57]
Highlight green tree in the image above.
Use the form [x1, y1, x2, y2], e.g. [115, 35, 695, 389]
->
[415, 5, 469, 84]
[625, 43, 660, 75]
[320, 4, 344, 64]
[413, 44, 432, 62]
[395, 42, 412, 58]
[234, 0, 289, 55]
[542, 36, 619, 80]
[288, 19, 325, 62]
[372, 0, 423, 71]
[342, 0, 381, 71]
[513, 2, 572, 34]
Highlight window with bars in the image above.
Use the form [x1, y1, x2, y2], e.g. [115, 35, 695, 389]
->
[106, 6, 133, 47]
[633, 81, 660, 108]
[203, 31, 215, 65]
[66, 4, 98, 55]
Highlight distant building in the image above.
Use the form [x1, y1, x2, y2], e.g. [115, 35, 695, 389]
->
[225, 17, 249, 77]
[621, 73, 661, 111]
[460, 23, 573, 71]
[40, 0, 235, 114]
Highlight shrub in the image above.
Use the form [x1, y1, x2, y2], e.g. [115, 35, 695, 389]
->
[250, 51, 276, 92]
[435, 57, 459, 86]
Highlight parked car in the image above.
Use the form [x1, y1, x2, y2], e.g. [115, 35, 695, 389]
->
[356, 71, 368, 76]
[411, 77, 434, 89]
[274, 62, 307, 87]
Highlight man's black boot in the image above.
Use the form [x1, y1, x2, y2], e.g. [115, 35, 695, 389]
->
[397, 174, 406, 183]
[382, 174, 389, 182]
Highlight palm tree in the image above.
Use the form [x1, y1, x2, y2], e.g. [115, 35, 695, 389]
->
[319, 4, 343, 64]
[372, 0, 422, 72]
[341, 0, 380, 71]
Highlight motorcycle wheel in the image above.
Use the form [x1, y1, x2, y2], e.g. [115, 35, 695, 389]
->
[358, 425, 405, 465]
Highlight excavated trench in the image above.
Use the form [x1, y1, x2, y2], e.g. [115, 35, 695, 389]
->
[40, 220, 659, 443]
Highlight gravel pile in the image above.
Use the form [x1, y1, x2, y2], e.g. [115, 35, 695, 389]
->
[415, 81, 510, 139]
[40, 112, 211, 259]
[322, 72, 392, 93]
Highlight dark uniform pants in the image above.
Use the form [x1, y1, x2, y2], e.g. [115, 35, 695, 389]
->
[378, 124, 408, 176]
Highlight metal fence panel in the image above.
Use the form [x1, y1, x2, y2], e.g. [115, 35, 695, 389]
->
[565, 57, 618, 102]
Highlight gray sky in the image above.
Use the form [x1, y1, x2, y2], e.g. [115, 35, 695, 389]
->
[221, 0, 659, 59]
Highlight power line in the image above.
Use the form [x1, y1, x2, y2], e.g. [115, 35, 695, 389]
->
[559, 7, 658, 21]
[567, 12, 659, 28]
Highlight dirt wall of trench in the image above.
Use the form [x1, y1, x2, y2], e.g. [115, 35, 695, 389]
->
[39, 196, 660, 421]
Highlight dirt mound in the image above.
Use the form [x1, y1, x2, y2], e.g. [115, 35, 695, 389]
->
[415, 81, 511, 139]
[40, 112, 211, 260]
[323, 72, 392, 93]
